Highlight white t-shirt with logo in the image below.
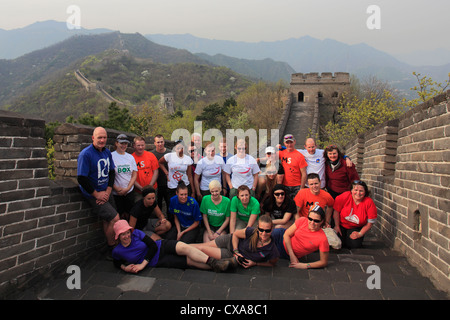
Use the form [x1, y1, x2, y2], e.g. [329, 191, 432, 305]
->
[224, 154, 260, 189]
[112, 151, 138, 195]
[298, 149, 326, 188]
[164, 152, 194, 189]
[194, 155, 226, 191]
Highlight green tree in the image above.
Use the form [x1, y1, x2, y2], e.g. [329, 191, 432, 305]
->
[407, 72, 450, 107]
[320, 76, 404, 148]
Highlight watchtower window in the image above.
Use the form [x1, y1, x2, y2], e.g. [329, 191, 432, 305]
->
[332, 92, 339, 98]
[318, 92, 323, 98]
[298, 92, 304, 102]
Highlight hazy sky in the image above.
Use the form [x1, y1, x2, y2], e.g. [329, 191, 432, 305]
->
[0, 0, 448, 55]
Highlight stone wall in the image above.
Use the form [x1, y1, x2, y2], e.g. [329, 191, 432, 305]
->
[0, 112, 107, 297]
[344, 91, 450, 292]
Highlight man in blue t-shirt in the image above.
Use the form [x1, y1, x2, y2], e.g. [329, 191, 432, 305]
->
[77, 127, 120, 252]
[168, 183, 202, 243]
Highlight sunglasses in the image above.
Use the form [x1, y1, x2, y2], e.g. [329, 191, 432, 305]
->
[274, 192, 285, 197]
[258, 227, 272, 233]
[307, 216, 322, 223]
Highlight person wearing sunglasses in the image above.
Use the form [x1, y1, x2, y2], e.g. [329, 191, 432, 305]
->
[261, 184, 296, 229]
[191, 215, 279, 268]
[272, 205, 329, 269]
[332, 180, 377, 249]
[323, 144, 359, 199]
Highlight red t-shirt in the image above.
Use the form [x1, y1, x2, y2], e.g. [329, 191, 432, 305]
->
[294, 189, 334, 218]
[284, 217, 329, 258]
[333, 191, 377, 229]
[132, 151, 159, 190]
[278, 149, 307, 187]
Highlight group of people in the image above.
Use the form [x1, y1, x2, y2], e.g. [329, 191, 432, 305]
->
[77, 127, 377, 275]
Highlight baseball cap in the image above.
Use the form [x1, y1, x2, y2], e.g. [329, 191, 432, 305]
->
[116, 134, 129, 144]
[265, 146, 275, 154]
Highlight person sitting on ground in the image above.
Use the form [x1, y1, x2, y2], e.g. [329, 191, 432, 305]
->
[200, 180, 231, 242]
[261, 184, 296, 229]
[168, 181, 202, 243]
[112, 220, 235, 273]
[294, 173, 334, 225]
[229, 185, 260, 233]
[272, 205, 329, 269]
[332, 180, 377, 249]
[129, 187, 171, 241]
[192, 215, 279, 269]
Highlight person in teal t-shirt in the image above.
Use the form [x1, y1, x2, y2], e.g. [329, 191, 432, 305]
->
[230, 185, 260, 233]
[200, 180, 231, 242]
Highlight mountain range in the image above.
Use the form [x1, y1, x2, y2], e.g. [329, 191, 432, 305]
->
[1, 20, 449, 122]
[0, 28, 252, 122]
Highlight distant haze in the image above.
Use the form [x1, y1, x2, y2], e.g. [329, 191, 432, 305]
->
[0, 0, 449, 61]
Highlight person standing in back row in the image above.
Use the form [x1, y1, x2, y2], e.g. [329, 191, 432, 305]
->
[132, 136, 159, 200]
[151, 134, 171, 213]
[277, 134, 308, 200]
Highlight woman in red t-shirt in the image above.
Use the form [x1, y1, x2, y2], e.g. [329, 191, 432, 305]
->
[333, 180, 377, 249]
[272, 205, 329, 269]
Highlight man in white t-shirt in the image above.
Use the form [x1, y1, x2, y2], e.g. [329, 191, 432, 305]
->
[297, 138, 326, 188]
[298, 138, 353, 189]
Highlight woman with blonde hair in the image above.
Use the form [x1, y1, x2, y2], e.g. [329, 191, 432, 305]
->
[200, 180, 231, 242]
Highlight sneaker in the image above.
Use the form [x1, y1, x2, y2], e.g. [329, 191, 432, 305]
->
[207, 258, 230, 272]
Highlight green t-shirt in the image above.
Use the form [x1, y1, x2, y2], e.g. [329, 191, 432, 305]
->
[230, 196, 260, 222]
[200, 195, 231, 227]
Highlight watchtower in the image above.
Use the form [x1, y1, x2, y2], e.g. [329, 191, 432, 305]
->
[289, 72, 350, 103]
[160, 92, 175, 114]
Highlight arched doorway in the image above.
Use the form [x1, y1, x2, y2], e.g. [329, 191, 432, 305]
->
[298, 92, 304, 102]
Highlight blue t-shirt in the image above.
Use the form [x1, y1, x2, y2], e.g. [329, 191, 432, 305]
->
[77, 144, 115, 198]
[112, 229, 161, 267]
[169, 195, 202, 228]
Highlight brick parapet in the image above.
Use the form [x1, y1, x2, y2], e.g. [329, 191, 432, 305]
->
[345, 90, 450, 293]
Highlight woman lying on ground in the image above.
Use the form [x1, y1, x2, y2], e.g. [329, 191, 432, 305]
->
[111, 220, 235, 273]
[192, 215, 279, 268]
[272, 205, 329, 269]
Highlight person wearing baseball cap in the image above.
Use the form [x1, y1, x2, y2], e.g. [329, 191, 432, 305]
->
[277, 134, 307, 200]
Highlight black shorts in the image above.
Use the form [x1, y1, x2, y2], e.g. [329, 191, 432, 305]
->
[156, 240, 188, 269]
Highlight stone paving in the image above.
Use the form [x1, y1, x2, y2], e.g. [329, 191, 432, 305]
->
[6, 237, 448, 302]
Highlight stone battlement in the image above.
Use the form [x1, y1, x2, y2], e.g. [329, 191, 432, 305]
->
[291, 72, 350, 84]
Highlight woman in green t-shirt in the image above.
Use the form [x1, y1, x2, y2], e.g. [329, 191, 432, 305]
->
[200, 180, 231, 242]
[230, 185, 260, 233]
